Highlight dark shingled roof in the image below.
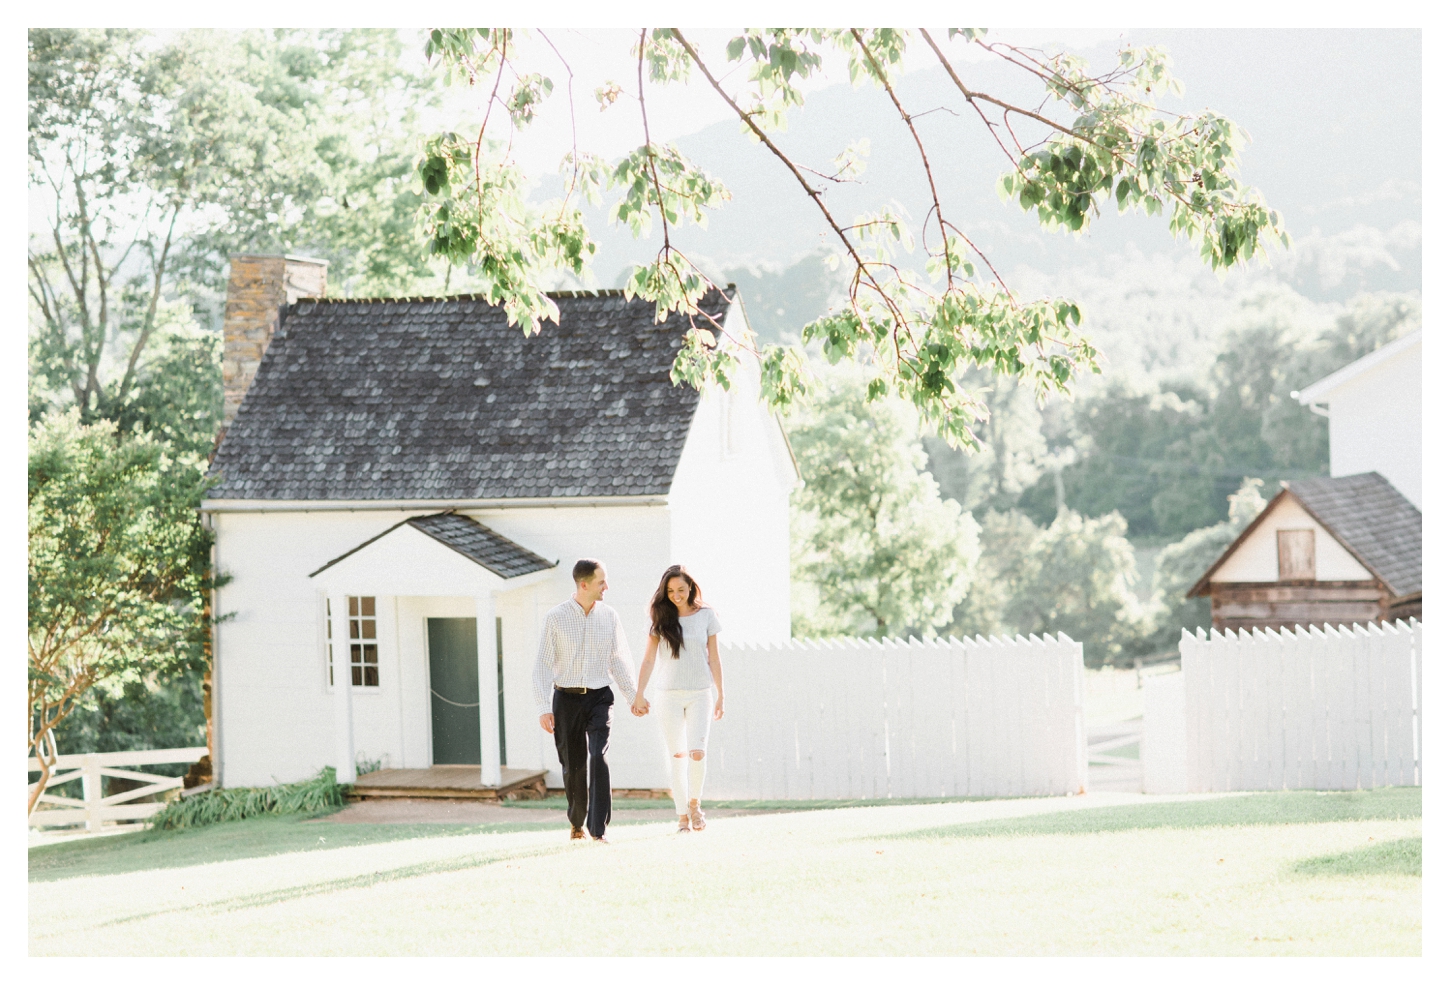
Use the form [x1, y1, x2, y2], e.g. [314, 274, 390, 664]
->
[208, 290, 731, 501]
[1285, 472, 1422, 598]
[311, 512, 555, 580]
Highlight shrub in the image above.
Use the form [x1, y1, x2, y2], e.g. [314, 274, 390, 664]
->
[148, 767, 349, 830]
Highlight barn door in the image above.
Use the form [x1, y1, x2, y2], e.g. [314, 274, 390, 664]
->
[427, 618, 481, 765]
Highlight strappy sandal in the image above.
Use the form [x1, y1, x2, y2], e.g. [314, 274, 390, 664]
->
[688, 801, 706, 832]
[677, 814, 692, 833]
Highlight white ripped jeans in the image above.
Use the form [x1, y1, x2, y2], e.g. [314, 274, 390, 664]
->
[655, 687, 713, 814]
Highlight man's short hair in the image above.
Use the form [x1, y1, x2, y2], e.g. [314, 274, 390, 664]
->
[572, 558, 603, 584]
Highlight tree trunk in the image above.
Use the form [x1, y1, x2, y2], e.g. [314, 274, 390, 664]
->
[27, 724, 58, 816]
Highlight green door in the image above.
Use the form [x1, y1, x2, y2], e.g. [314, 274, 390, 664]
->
[427, 618, 481, 765]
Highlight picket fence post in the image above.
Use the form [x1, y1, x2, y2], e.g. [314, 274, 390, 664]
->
[709, 633, 1086, 800]
[1165, 620, 1421, 794]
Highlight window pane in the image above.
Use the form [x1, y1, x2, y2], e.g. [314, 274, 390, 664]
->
[360, 597, 375, 617]
[351, 643, 362, 665]
[361, 619, 376, 640]
[363, 666, 379, 687]
[348, 597, 359, 616]
[363, 644, 378, 665]
[352, 666, 363, 687]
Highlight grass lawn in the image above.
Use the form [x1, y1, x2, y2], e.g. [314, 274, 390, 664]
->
[29, 787, 1420, 956]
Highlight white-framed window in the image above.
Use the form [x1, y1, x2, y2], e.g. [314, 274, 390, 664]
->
[326, 596, 380, 688]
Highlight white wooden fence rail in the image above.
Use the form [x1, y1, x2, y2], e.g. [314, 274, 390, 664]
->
[1176, 620, 1420, 793]
[28, 747, 208, 831]
[704, 634, 1086, 800]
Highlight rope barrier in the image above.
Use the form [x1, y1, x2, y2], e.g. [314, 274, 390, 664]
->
[430, 688, 480, 708]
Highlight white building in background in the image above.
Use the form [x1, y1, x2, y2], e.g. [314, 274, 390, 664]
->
[1294, 329, 1422, 509]
[203, 256, 797, 792]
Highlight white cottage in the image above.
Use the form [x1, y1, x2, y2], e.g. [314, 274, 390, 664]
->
[203, 256, 797, 793]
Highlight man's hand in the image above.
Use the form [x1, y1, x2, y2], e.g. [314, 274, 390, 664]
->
[539, 713, 554, 734]
[630, 696, 650, 717]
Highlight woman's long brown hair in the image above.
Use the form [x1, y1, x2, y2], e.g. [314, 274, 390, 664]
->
[649, 565, 703, 659]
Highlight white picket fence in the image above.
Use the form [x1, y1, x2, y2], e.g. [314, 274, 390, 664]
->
[28, 747, 209, 831]
[1169, 620, 1421, 793]
[703, 634, 1087, 800]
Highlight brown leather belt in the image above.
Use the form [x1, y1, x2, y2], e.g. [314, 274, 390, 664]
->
[554, 685, 590, 694]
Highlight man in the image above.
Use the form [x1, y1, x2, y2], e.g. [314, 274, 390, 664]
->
[532, 558, 646, 842]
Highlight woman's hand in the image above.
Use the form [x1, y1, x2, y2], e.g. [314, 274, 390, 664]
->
[631, 695, 650, 717]
[713, 696, 724, 721]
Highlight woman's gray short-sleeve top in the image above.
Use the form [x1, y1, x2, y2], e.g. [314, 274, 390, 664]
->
[649, 607, 722, 691]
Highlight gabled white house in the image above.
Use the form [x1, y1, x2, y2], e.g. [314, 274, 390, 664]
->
[203, 256, 797, 792]
[1293, 329, 1421, 509]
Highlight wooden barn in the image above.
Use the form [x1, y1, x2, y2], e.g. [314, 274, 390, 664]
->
[1187, 472, 1421, 633]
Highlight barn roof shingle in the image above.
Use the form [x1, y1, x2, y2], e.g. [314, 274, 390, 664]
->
[1286, 472, 1422, 598]
[207, 290, 730, 502]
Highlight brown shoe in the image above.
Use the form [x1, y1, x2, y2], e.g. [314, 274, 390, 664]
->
[570, 826, 586, 840]
[688, 800, 705, 832]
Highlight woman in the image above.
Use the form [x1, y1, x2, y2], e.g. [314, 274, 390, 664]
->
[633, 565, 723, 833]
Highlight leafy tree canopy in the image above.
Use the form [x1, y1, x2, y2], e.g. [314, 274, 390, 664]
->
[418, 27, 1287, 447]
[987, 291, 1421, 538]
[951, 508, 1149, 665]
[28, 28, 441, 427]
[28, 411, 217, 810]
[790, 367, 979, 638]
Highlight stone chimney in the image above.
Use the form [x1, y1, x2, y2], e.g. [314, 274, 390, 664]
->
[222, 254, 328, 426]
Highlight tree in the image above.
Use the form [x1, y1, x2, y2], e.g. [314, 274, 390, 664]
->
[1046, 381, 1219, 537]
[27, 29, 451, 768]
[27, 28, 441, 423]
[1147, 477, 1268, 649]
[1022, 290, 1421, 538]
[790, 368, 979, 637]
[416, 28, 1286, 446]
[923, 368, 1051, 513]
[117, 320, 224, 460]
[948, 509, 1041, 639]
[27, 412, 215, 813]
[50, 674, 208, 768]
[945, 503, 1154, 663]
[1014, 510, 1150, 664]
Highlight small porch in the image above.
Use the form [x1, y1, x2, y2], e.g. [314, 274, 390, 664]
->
[310, 512, 558, 788]
[351, 765, 549, 801]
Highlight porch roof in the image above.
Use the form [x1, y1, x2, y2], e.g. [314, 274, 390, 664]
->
[310, 512, 555, 581]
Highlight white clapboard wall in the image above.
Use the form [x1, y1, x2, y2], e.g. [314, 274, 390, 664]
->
[1179, 620, 1421, 792]
[703, 634, 1086, 800]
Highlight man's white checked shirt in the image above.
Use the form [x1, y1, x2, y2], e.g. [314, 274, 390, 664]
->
[532, 598, 637, 714]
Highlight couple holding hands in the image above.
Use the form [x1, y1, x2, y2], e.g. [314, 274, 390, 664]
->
[531, 559, 724, 842]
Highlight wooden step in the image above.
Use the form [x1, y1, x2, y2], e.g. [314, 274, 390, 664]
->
[349, 766, 549, 802]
